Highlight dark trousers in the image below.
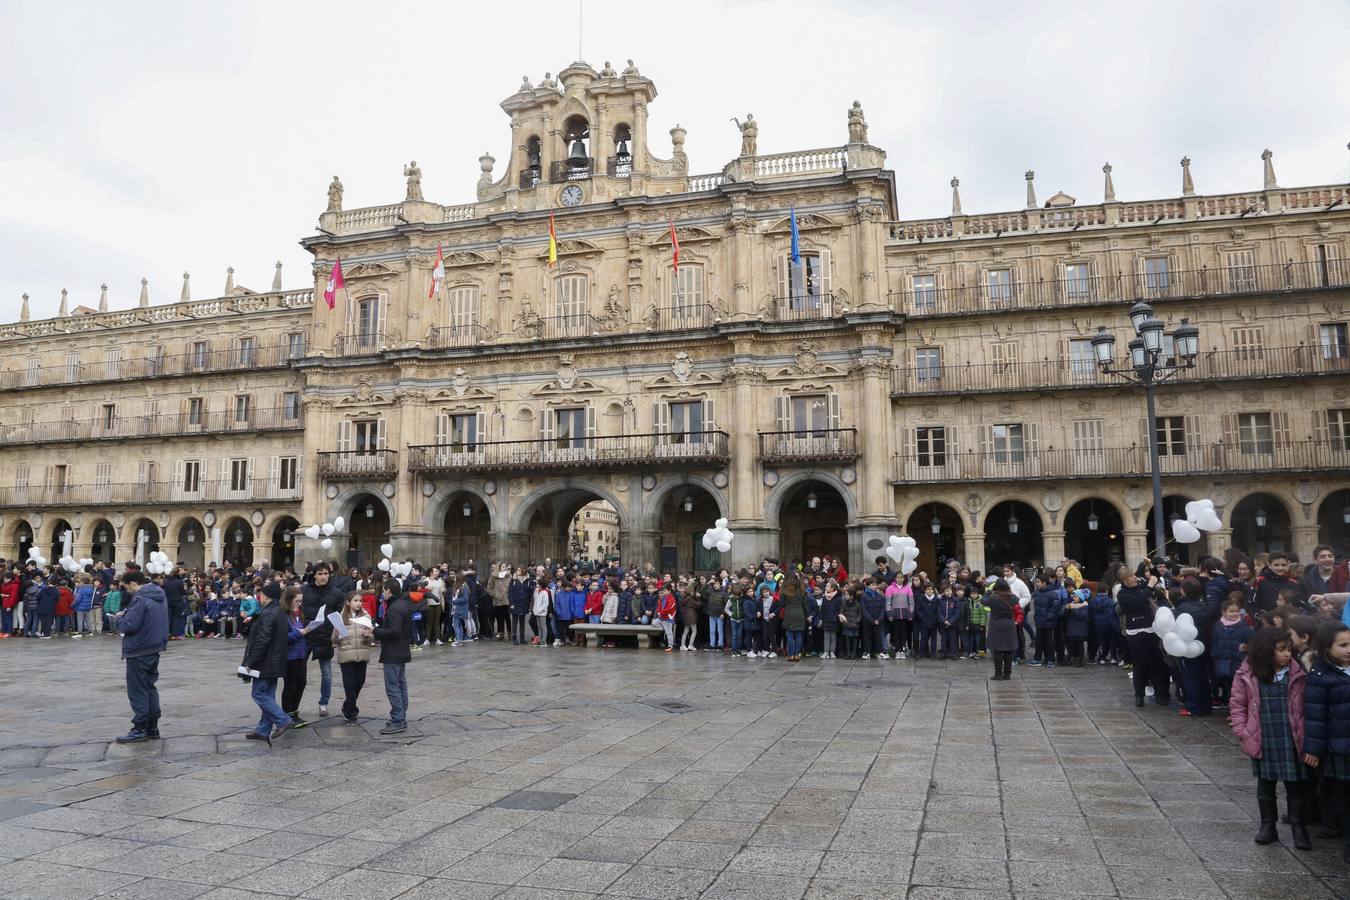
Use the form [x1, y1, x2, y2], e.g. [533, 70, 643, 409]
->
[761, 619, 777, 653]
[281, 658, 307, 715]
[861, 619, 884, 656]
[171, 611, 186, 637]
[1036, 626, 1057, 663]
[939, 625, 959, 657]
[1067, 637, 1085, 664]
[510, 613, 527, 643]
[125, 653, 161, 733]
[1179, 656, 1213, 716]
[339, 661, 367, 721]
[966, 626, 985, 653]
[1126, 631, 1170, 703]
[915, 625, 936, 658]
[993, 650, 1012, 678]
[37, 613, 54, 636]
[1215, 673, 1235, 705]
[1090, 629, 1119, 661]
[890, 619, 911, 654]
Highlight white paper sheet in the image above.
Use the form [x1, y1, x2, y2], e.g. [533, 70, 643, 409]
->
[328, 611, 349, 638]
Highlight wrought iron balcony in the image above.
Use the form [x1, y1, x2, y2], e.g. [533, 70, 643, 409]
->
[540, 314, 601, 340]
[427, 324, 486, 349]
[0, 339, 306, 391]
[890, 259, 1350, 318]
[332, 331, 391, 356]
[771, 293, 836, 322]
[758, 428, 859, 465]
[606, 155, 634, 177]
[650, 304, 717, 330]
[316, 450, 399, 481]
[518, 168, 542, 189]
[0, 407, 303, 446]
[407, 431, 730, 475]
[550, 158, 594, 182]
[0, 478, 302, 509]
[894, 439, 1350, 484]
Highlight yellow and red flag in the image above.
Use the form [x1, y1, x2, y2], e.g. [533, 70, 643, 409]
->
[547, 211, 558, 267]
[669, 218, 680, 272]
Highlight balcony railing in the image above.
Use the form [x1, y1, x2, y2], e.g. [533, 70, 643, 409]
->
[0, 478, 301, 509]
[758, 428, 859, 465]
[895, 439, 1350, 484]
[428, 324, 486, 349]
[0, 339, 306, 391]
[518, 168, 542, 189]
[316, 450, 399, 481]
[891, 345, 1350, 396]
[0, 407, 303, 446]
[332, 331, 391, 356]
[892, 259, 1350, 318]
[606, 155, 634, 178]
[550, 158, 594, 182]
[407, 431, 730, 475]
[651, 304, 717, 330]
[772, 293, 836, 322]
[541, 314, 600, 340]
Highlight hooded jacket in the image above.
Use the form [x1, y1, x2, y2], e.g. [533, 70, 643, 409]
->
[1230, 658, 1306, 759]
[119, 582, 169, 659]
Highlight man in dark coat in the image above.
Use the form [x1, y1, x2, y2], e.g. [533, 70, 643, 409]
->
[113, 571, 168, 742]
[241, 582, 293, 744]
[35, 574, 59, 638]
[373, 578, 412, 734]
[162, 569, 187, 639]
[301, 563, 344, 717]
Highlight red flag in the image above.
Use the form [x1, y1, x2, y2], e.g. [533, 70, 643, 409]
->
[323, 258, 344, 310]
[547, 211, 558, 267]
[428, 244, 445, 299]
[669, 218, 680, 272]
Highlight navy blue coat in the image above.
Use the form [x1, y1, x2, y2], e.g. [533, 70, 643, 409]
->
[740, 594, 760, 625]
[1032, 587, 1064, 629]
[507, 577, 533, 615]
[860, 589, 886, 624]
[640, 590, 659, 619]
[1089, 593, 1118, 633]
[119, 583, 168, 659]
[1064, 600, 1090, 639]
[1203, 573, 1231, 607]
[937, 597, 961, 628]
[1304, 663, 1350, 759]
[913, 593, 939, 628]
[819, 593, 842, 632]
[1209, 619, 1254, 680]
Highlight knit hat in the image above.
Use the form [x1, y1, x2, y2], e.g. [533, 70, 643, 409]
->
[261, 582, 282, 601]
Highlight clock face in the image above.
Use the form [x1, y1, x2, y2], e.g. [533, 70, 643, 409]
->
[560, 184, 583, 207]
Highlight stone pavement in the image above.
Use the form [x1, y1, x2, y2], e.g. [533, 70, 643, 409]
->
[0, 636, 1346, 900]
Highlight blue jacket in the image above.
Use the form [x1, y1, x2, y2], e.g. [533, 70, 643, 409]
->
[1064, 594, 1090, 639]
[73, 584, 94, 612]
[860, 588, 886, 624]
[616, 589, 635, 624]
[202, 598, 224, 620]
[569, 588, 587, 621]
[937, 596, 961, 628]
[818, 592, 842, 632]
[1210, 618, 1254, 680]
[640, 590, 659, 619]
[286, 616, 308, 661]
[507, 578, 533, 615]
[1305, 663, 1350, 759]
[217, 596, 238, 617]
[1089, 592, 1118, 633]
[118, 583, 169, 659]
[451, 585, 471, 616]
[1032, 586, 1065, 629]
[740, 593, 760, 625]
[914, 593, 940, 628]
[1203, 573, 1231, 607]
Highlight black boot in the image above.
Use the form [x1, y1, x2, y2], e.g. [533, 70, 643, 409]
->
[1255, 797, 1279, 845]
[1287, 791, 1312, 851]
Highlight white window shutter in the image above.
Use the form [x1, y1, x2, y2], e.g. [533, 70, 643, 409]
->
[540, 406, 554, 441]
[268, 456, 279, 493]
[173, 460, 184, 499]
[701, 397, 716, 435]
[652, 400, 669, 435]
[337, 420, 351, 452]
[376, 294, 387, 340]
[1273, 411, 1291, 448]
[217, 458, 229, 486]
[375, 419, 387, 449]
[1184, 415, 1201, 451]
[979, 425, 993, 457]
[819, 249, 833, 298]
[948, 425, 958, 455]
[827, 393, 841, 432]
[245, 457, 254, 495]
[586, 405, 597, 439]
[1026, 423, 1039, 454]
[1220, 414, 1236, 446]
[776, 255, 787, 303]
[1313, 409, 1329, 444]
[775, 395, 790, 433]
[473, 411, 484, 446]
[435, 413, 449, 446]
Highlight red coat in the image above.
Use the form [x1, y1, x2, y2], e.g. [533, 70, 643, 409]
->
[0, 579, 18, 610]
[1230, 658, 1306, 759]
[56, 586, 75, 616]
[584, 590, 604, 617]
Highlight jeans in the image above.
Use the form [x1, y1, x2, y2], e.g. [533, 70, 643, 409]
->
[534, 614, 549, 641]
[785, 629, 804, 657]
[171, 611, 186, 637]
[510, 613, 527, 643]
[730, 619, 743, 652]
[383, 662, 408, 726]
[453, 613, 469, 643]
[251, 676, 290, 736]
[125, 653, 161, 733]
[317, 656, 332, 706]
[1, 608, 11, 633]
[708, 616, 724, 648]
[340, 661, 367, 721]
[76, 610, 94, 633]
[588, 614, 601, 624]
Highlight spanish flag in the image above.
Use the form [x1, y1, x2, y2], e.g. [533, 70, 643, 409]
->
[547, 210, 558, 267]
[669, 217, 680, 272]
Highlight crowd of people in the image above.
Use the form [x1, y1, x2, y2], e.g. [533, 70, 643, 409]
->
[3, 543, 1349, 861]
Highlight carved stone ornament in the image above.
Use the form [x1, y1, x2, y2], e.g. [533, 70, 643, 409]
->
[641, 475, 657, 491]
[422, 482, 436, 497]
[482, 480, 496, 496]
[793, 342, 818, 374]
[557, 354, 578, 390]
[1042, 490, 1064, 512]
[1294, 480, 1317, 506]
[325, 484, 339, 499]
[1209, 484, 1232, 507]
[355, 380, 373, 402]
[963, 492, 984, 514]
[250, 510, 265, 527]
[1123, 487, 1145, 510]
[840, 467, 857, 485]
[763, 470, 779, 487]
[672, 352, 693, 384]
[452, 367, 470, 397]
[713, 471, 729, 488]
[508, 479, 525, 497]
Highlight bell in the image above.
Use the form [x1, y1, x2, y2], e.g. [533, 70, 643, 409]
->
[615, 139, 630, 159]
[527, 148, 541, 169]
[568, 138, 587, 165]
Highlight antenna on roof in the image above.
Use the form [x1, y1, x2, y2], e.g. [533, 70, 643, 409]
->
[578, 0, 583, 62]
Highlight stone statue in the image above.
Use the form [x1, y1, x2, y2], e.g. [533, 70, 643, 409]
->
[326, 175, 343, 212]
[539, 71, 557, 90]
[517, 295, 543, 339]
[404, 161, 423, 201]
[599, 60, 616, 77]
[847, 101, 867, 144]
[603, 284, 628, 323]
[732, 114, 757, 157]
[518, 74, 533, 92]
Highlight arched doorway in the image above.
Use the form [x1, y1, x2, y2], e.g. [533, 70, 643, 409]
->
[48, 519, 75, 563]
[518, 485, 625, 568]
[1317, 489, 1350, 558]
[348, 493, 391, 570]
[778, 479, 849, 571]
[130, 519, 159, 564]
[177, 519, 205, 570]
[905, 503, 964, 575]
[1063, 498, 1124, 581]
[271, 516, 299, 571]
[88, 519, 116, 563]
[656, 486, 721, 573]
[1230, 493, 1292, 557]
[983, 500, 1044, 570]
[1146, 495, 1205, 564]
[222, 518, 254, 570]
[443, 494, 490, 566]
[13, 519, 34, 563]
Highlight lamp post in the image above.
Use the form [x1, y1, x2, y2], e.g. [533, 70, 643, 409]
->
[1090, 306, 1200, 557]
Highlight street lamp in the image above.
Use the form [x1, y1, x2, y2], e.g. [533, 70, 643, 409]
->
[1342, 505, 1350, 525]
[929, 504, 942, 535]
[681, 495, 693, 513]
[461, 500, 472, 517]
[806, 490, 818, 510]
[1255, 508, 1268, 528]
[365, 503, 374, 518]
[1007, 512, 1020, 535]
[1088, 311, 1201, 557]
[1087, 499, 1100, 532]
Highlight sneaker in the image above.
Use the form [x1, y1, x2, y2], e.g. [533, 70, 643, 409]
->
[272, 722, 294, 740]
[379, 723, 407, 735]
[1178, 708, 1192, 718]
[319, 706, 329, 717]
[1145, 686, 1155, 698]
[531, 637, 540, 645]
[1047, 662, 1056, 669]
[115, 729, 148, 744]
[663, 647, 673, 653]
[898, 651, 907, 660]
[290, 714, 309, 729]
[862, 653, 870, 660]
[1027, 660, 1042, 667]
[245, 730, 272, 747]
[71, 634, 82, 640]
[435, 640, 444, 645]
[344, 717, 358, 725]
[767, 652, 777, 659]
[878, 654, 887, 662]
[553, 640, 563, 647]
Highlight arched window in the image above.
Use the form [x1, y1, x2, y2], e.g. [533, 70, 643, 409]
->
[558, 116, 591, 180]
[443, 285, 479, 346]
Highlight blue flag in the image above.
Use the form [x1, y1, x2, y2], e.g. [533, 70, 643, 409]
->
[789, 207, 800, 265]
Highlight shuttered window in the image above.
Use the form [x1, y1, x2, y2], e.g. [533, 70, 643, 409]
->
[912, 274, 937, 312]
[556, 275, 588, 319]
[105, 349, 122, 379]
[1237, 412, 1274, 454]
[916, 426, 946, 467]
[1232, 327, 1264, 361]
[1328, 409, 1350, 451]
[1226, 249, 1257, 292]
[915, 348, 942, 382]
[447, 286, 479, 328]
[991, 342, 1018, 373]
[992, 423, 1024, 463]
[279, 457, 299, 491]
[671, 265, 704, 313]
[1320, 323, 1348, 360]
[1072, 419, 1104, 455]
[1143, 256, 1170, 297]
[986, 269, 1014, 306]
[1155, 416, 1186, 456]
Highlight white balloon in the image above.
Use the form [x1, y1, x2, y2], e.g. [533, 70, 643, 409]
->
[27, 547, 40, 559]
[304, 525, 321, 541]
[79, 558, 93, 567]
[1183, 640, 1205, 659]
[702, 533, 716, 550]
[886, 548, 902, 564]
[715, 540, 731, 553]
[377, 558, 391, 572]
[321, 523, 335, 537]
[902, 546, 920, 561]
[380, 543, 394, 559]
[320, 538, 333, 550]
[1175, 613, 1198, 643]
[1194, 509, 1222, 532]
[722, 530, 734, 543]
[1153, 606, 1176, 634]
[900, 560, 917, 575]
[1197, 498, 1214, 509]
[714, 518, 728, 530]
[1172, 519, 1202, 544]
[332, 516, 345, 532]
[888, 535, 903, 547]
[1184, 501, 1203, 521]
[1163, 632, 1188, 657]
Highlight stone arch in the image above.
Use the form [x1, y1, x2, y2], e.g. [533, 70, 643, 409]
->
[422, 481, 499, 533]
[40, 516, 76, 548]
[165, 513, 203, 545]
[260, 510, 302, 540]
[508, 479, 629, 534]
[641, 475, 728, 533]
[1228, 491, 1294, 557]
[326, 487, 395, 526]
[971, 491, 1051, 531]
[763, 470, 858, 527]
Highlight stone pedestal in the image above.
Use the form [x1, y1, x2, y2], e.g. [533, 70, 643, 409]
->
[728, 526, 778, 572]
[963, 533, 986, 574]
[389, 530, 444, 567]
[1123, 530, 1149, 567]
[1291, 525, 1321, 565]
[848, 521, 898, 575]
[1043, 530, 1066, 565]
[250, 540, 272, 568]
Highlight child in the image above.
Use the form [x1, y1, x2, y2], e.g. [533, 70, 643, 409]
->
[531, 579, 551, 647]
[886, 575, 913, 660]
[1063, 589, 1090, 666]
[657, 584, 678, 652]
[839, 585, 862, 660]
[937, 587, 961, 661]
[1211, 598, 1254, 707]
[1029, 574, 1063, 668]
[913, 582, 938, 660]
[705, 579, 727, 652]
[727, 582, 745, 656]
[964, 585, 988, 660]
[758, 582, 781, 659]
[332, 591, 375, 724]
[741, 584, 763, 657]
[1230, 627, 1311, 850]
[1303, 621, 1350, 862]
[819, 580, 842, 659]
[1089, 587, 1120, 664]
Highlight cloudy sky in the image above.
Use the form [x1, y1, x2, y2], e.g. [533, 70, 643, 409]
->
[2, 0, 1347, 321]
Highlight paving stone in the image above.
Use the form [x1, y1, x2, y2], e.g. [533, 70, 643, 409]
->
[515, 858, 630, 893]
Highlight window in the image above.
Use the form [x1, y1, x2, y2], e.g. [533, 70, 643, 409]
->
[915, 348, 942, 383]
[105, 349, 122, 379]
[49, 464, 68, 493]
[182, 460, 201, 494]
[1072, 419, 1104, 456]
[553, 408, 588, 449]
[187, 398, 204, 425]
[669, 401, 704, 441]
[916, 426, 946, 467]
[1328, 409, 1350, 451]
[147, 346, 163, 377]
[279, 457, 299, 491]
[14, 466, 29, 490]
[986, 269, 1014, 306]
[912, 274, 937, 312]
[991, 423, 1024, 463]
[991, 342, 1018, 374]
[1226, 249, 1257, 292]
[1320, 324, 1348, 360]
[670, 265, 704, 319]
[1314, 244, 1341, 287]
[282, 392, 301, 421]
[1143, 256, 1170, 297]
[1068, 339, 1096, 382]
[1155, 416, 1187, 456]
[229, 458, 250, 492]
[64, 352, 80, 382]
[1232, 326, 1264, 361]
[286, 332, 305, 359]
[787, 253, 828, 309]
[354, 419, 382, 453]
[190, 341, 209, 370]
[356, 297, 382, 346]
[234, 395, 251, 423]
[101, 404, 116, 430]
[94, 463, 112, 498]
[24, 358, 38, 387]
[447, 413, 478, 452]
[235, 337, 255, 367]
[1063, 263, 1092, 300]
[556, 274, 588, 319]
[790, 394, 829, 436]
[446, 286, 479, 331]
[1238, 412, 1274, 454]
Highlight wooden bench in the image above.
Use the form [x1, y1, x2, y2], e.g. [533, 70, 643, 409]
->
[569, 622, 666, 648]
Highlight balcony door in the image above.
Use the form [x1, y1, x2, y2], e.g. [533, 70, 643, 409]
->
[348, 295, 385, 349]
[778, 251, 832, 314]
[541, 406, 595, 459]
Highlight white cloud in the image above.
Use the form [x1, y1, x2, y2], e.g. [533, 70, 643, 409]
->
[1, 0, 1347, 320]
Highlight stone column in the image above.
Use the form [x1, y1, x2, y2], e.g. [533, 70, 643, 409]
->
[853, 205, 884, 309]
[250, 540, 272, 568]
[114, 541, 136, 569]
[726, 365, 762, 525]
[728, 213, 754, 319]
[1123, 530, 1149, 566]
[159, 542, 180, 566]
[855, 356, 894, 520]
[963, 532, 986, 574]
[1205, 528, 1234, 556]
[1043, 530, 1066, 565]
[1292, 525, 1321, 565]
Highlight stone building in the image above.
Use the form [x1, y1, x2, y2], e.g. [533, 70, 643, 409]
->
[2, 60, 1348, 577]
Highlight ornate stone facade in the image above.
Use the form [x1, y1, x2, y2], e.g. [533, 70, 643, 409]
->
[3, 61, 1349, 576]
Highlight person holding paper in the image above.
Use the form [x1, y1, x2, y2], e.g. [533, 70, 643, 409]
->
[281, 586, 320, 726]
[241, 582, 293, 745]
[301, 563, 344, 719]
[332, 592, 375, 724]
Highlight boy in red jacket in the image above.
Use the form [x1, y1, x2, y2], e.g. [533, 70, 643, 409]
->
[657, 586, 678, 652]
